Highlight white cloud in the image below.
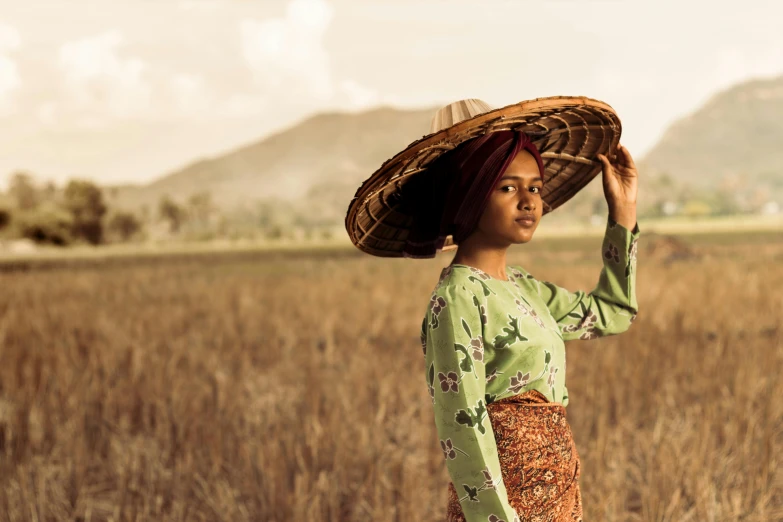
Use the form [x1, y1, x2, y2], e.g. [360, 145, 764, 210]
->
[240, 0, 335, 100]
[36, 102, 57, 126]
[0, 24, 21, 115]
[338, 79, 379, 108]
[167, 73, 213, 113]
[239, 0, 386, 111]
[0, 23, 21, 52]
[217, 93, 269, 118]
[47, 28, 274, 126]
[57, 30, 152, 126]
[177, 0, 221, 12]
[712, 46, 783, 90]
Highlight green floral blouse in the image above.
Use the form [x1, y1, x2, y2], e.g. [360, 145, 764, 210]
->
[420, 215, 640, 522]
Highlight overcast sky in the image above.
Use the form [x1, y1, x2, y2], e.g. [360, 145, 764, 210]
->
[0, 0, 781, 190]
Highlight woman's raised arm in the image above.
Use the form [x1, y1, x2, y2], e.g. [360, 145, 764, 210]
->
[514, 214, 639, 341]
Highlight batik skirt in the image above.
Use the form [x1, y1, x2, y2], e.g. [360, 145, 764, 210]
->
[446, 389, 583, 522]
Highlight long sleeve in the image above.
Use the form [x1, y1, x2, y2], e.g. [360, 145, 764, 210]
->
[519, 215, 640, 341]
[424, 284, 520, 522]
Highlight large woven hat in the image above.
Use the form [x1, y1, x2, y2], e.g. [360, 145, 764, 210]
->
[344, 95, 622, 257]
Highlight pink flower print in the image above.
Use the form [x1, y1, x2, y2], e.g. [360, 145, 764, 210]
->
[528, 309, 546, 329]
[581, 310, 598, 328]
[470, 337, 484, 361]
[429, 295, 447, 328]
[514, 299, 530, 316]
[510, 267, 525, 279]
[430, 294, 446, 315]
[547, 365, 558, 388]
[479, 303, 488, 326]
[507, 371, 530, 394]
[514, 299, 546, 328]
[563, 309, 598, 336]
[604, 242, 620, 263]
[438, 266, 454, 285]
[482, 468, 497, 490]
[579, 328, 599, 340]
[440, 438, 457, 460]
[468, 267, 491, 280]
[486, 368, 500, 384]
[438, 371, 459, 393]
[576, 311, 600, 339]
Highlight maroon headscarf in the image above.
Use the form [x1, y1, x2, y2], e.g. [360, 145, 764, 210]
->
[399, 130, 546, 259]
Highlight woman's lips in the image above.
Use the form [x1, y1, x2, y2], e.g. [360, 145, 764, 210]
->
[515, 218, 536, 226]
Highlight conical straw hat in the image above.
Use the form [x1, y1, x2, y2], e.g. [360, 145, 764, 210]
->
[345, 95, 622, 258]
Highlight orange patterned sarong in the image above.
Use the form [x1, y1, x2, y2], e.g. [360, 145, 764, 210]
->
[446, 389, 583, 522]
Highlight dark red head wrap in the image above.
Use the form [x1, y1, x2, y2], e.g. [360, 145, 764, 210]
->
[399, 130, 545, 259]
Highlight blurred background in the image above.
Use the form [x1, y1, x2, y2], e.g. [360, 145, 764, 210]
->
[0, 0, 781, 249]
[0, 1, 781, 521]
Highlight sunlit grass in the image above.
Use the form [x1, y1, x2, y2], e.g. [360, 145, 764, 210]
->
[0, 235, 781, 521]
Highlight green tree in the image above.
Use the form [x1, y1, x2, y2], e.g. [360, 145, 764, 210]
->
[708, 189, 741, 216]
[0, 207, 10, 231]
[15, 203, 73, 245]
[8, 171, 39, 210]
[158, 195, 185, 234]
[63, 179, 108, 244]
[187, 191, 214, 226]
[107, 211, 143, 242]
[41, 180, 58, 202]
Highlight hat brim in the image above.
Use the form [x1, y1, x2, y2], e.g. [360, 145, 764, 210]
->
[345, 95, 622, 258]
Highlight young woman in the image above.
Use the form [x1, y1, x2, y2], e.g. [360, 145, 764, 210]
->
[346, 96, 640, 522]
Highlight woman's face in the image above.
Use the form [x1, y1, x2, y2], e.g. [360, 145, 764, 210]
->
[472, 150, 544, 245]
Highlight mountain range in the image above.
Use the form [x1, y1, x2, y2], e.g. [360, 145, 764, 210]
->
[110, 74, 783, 222]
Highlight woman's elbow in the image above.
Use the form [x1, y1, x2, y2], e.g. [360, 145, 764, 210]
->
[607, 308, 638, 335]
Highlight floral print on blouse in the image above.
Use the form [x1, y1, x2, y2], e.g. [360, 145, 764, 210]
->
[421, 215, 640, 522]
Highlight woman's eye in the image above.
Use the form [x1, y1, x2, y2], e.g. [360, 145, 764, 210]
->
[501, 185, 542, 193]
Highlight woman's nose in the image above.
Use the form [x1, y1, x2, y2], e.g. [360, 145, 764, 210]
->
[519, 195, 536, 210]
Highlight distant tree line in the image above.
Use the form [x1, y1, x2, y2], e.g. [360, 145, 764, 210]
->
[0, 171, 339, 247]
[0, 167, 776, 247]
[0, 171, 226, 246]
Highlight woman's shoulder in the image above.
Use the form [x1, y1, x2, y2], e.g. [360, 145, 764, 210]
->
[425, 275, 481, 328]
[432, 267, 471, 293]
[429, 266, 480, 305]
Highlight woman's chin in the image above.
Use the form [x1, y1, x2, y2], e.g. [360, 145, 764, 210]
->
[511, 231, 535, 244]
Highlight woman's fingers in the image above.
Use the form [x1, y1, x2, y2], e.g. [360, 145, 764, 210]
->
[617, 144, 637, 169]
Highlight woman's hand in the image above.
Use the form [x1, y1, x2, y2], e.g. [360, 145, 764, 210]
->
[597, 143, 638, 230]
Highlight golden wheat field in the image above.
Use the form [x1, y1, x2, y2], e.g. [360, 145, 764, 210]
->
[0, 232, 782, 522]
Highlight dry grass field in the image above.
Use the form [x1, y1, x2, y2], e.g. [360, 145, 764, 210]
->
[0, 231, 781, 521]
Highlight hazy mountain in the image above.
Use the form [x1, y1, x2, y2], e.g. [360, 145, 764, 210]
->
[639, 74, 783, 190]
[112, 105, 438, 211]
[111, 75, 783, 222]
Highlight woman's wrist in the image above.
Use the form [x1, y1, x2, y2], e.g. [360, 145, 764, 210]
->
[608, 204, 637, 231]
